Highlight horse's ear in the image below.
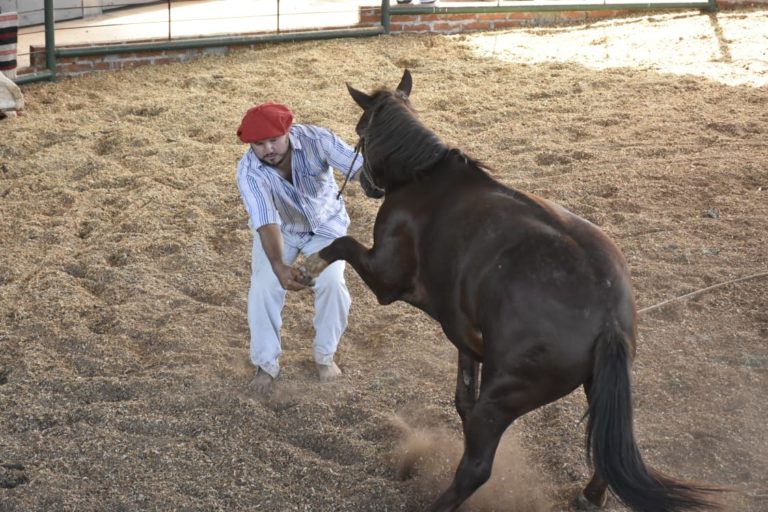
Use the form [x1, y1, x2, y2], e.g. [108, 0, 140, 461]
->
[396, 69, 412, 98]
[347, 83, 374, 110]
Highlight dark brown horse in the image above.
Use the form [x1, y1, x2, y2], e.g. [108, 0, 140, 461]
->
[300, 70, 720, 512]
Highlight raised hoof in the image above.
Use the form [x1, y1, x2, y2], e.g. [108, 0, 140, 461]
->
[298, 253, 329, 282]
[573, 491, 606, 511]
[295, 269, 315, 287]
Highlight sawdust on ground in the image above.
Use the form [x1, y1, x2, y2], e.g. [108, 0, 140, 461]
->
[1, 8, 767, 512]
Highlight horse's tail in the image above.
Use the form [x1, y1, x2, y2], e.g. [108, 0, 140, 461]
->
[586, 320, 722, 512]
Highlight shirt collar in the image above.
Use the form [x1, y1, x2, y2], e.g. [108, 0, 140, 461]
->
[288, 125, 302, 152]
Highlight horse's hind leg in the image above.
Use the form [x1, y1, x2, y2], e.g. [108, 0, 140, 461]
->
[575, 473, 608, 510]
[455, 352, 479, 429]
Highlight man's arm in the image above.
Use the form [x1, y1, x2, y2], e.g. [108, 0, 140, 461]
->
[257, 224, 308, 291]
[321, 128, 364, 180]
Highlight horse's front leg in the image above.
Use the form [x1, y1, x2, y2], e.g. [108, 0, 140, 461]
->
[427, 384, 519, 512]
[299, 235, 405, 304]
[298, 235, 365, 277]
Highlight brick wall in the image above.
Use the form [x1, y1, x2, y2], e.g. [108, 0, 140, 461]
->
[717, 0, 768, 6]
[27, 41, 257, 77]
[360, 6, 632, 33]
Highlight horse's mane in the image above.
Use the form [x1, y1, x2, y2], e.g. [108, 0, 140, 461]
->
[364, 90, 451, 183]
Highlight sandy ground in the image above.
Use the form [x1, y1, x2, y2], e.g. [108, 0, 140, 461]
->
[470, 10, 768, 87]
[1, 8, 767, 512]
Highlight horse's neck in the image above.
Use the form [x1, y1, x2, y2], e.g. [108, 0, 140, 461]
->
[445, 148, 470, 166]
[442, 149, 487, 178]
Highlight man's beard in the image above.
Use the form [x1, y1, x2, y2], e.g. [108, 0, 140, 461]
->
[261, 145, 290, 168]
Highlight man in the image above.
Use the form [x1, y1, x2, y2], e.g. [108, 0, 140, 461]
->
[235, 102, 363, 392]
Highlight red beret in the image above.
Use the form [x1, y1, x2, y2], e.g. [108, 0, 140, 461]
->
[237, 102, 293, 143]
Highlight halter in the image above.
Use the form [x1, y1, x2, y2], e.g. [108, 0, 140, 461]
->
[336, 138, 363, 200]
[336, 105, 385, 199]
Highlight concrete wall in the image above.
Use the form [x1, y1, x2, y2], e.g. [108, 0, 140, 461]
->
[0, 1, 17, 17]
[0, 0, 157, 27]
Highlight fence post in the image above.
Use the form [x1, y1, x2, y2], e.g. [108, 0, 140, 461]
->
[381, 0, 390, 34]
[167, 0, 172, 39]
[44, 0, 56, 80]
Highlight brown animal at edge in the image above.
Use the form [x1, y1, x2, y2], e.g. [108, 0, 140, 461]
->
[299, 70, 722, 512]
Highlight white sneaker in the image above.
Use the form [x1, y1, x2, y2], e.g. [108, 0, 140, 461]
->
[317, 362, 342, 382]
[250, 368, 275, 393]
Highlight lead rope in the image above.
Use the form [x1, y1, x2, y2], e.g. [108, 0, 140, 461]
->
[337, 139, 363, 200]
[638, 270, 768, 314]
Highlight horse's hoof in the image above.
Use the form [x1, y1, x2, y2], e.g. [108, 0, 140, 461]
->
[573, 491, 605, 511]
[295, 270, 315, 287]
[300, 253, 330, 278]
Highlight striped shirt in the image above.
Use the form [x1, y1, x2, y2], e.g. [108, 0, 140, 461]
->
[236, 124, 363, 241]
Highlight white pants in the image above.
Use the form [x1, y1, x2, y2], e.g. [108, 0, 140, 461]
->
[248, 231, 351, 378]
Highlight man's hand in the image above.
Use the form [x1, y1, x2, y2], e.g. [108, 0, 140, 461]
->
[272, 262, 310, 291]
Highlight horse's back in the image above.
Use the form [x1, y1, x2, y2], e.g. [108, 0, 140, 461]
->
[429, 172, 630, 299]
[411, 166, 635, 363]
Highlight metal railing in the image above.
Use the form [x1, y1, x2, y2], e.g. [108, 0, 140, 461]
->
[13, 0, 389, 84]
[13, 0, 717, 85]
